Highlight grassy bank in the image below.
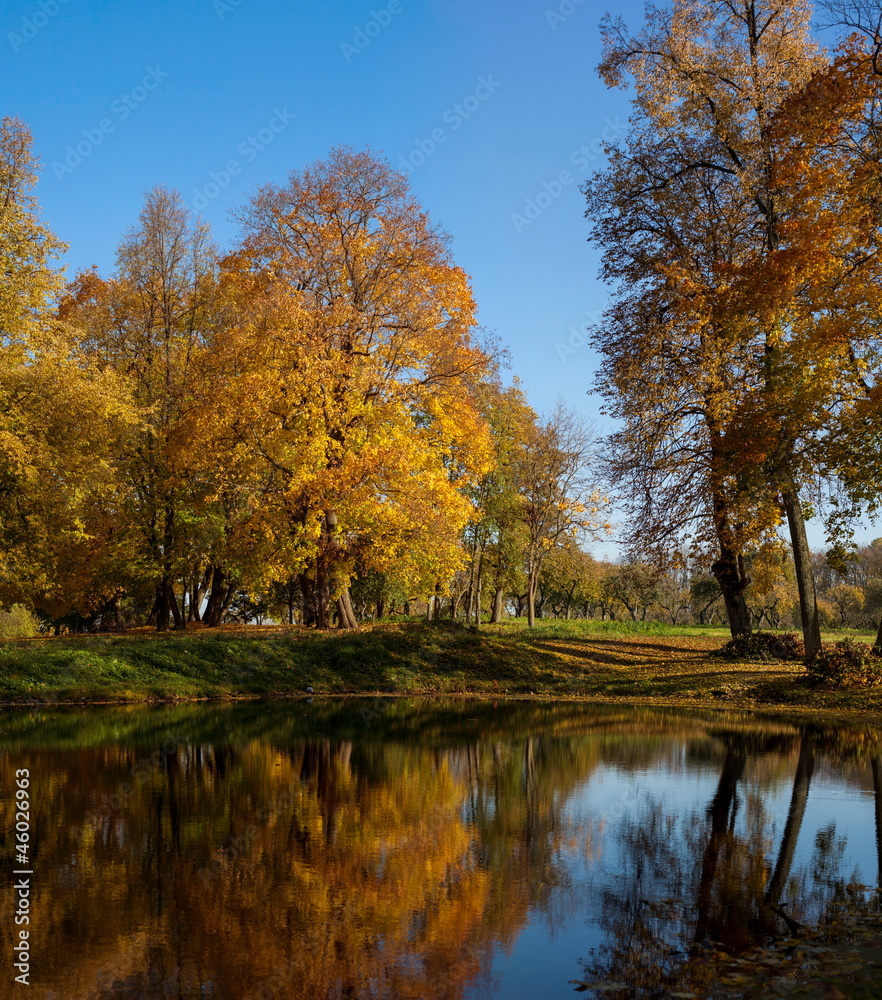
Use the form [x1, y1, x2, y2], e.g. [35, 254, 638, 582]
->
[1, 618, 880, 719]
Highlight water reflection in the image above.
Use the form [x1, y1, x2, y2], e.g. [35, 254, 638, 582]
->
[0, 702, 879, 999]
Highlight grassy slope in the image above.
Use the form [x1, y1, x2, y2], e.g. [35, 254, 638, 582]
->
[1, 618, 880, 719]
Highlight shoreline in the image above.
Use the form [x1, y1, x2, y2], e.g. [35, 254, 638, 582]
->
[1, 620, 880, 722]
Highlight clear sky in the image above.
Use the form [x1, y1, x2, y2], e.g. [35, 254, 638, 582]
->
[5, 0, 643, 412]
[4, 0, 877, 551]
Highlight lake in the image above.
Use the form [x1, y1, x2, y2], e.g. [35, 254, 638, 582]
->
[1, 699, 879, 999]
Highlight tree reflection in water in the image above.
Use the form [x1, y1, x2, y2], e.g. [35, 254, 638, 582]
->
[0, 702, 877, 1000]
[579, 725, 881, 999]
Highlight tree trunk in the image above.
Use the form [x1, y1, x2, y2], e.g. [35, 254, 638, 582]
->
[220, 582, 237, 622]
[708, 430, 752, 639]
[376, 596, 385, 620]
[300, 573, 318, 626]
[155, 583, 170, 632]
[873, 615, 882, 656]
[315, 557, 330, 629]
[190, 566, 211, 623]
[765, 734, 815, 910]
[491, 586, 504, 623]
[166, 578, 184, 630]
[110, 593, 123, 632]
[427, 582, 442, 621]
[782, 488, 821, 659]
[204, 567, 232, 627]
[147, 588, 160, 628]
[474, 553, 484, 625]
[712, 544, 752, 639]
[336, 586, 359, 630]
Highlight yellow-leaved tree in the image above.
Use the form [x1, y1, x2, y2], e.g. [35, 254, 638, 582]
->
[0, 117, 135, 619]
[220, 148, 495, 627]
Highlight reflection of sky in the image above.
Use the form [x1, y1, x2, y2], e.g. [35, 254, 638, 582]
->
[796, 777, 877, 885]
[482, 915, 601, 1000]
[471, 748, 878, 1000]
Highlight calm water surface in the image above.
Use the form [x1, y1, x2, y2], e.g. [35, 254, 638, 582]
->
[0, 700, 879, 999]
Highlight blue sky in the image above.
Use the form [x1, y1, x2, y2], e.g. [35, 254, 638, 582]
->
[5, 0, 640, 415]
[5, 0, 877, 551]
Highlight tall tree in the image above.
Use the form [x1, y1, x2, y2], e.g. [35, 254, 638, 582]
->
[461, 379, 532, 624]
[0, 118, 134, 616]
[62, 188, 223, 630]
[717, 25, 882, 648]
[588, 0, 827, 650]
[227, 148, 494, 628]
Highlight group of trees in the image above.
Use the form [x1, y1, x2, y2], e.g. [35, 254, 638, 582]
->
[586, 0, 882, 655]
[509, 537, 882, 630]
[9, 0, 882, 644]
[0, 123, 606, 632]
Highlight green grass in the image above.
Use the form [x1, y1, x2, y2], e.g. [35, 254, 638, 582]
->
[1, 618, 880, 720]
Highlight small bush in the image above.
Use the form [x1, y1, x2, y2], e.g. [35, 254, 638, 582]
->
[712, 631, 805, 663]
[0, 605, 39, 640]
[806, 638, 882, 688]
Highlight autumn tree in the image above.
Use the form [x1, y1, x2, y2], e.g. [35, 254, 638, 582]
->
[0, 118, 137, 618]
[602, 562, 661, 623]
[0, 115, 66, 603]
[461, 378, 533, 624]
[538, 544, 601, 619]
[818, 0, 882, 67]
[743, 541, 800, 628]
[225, 148, 494, 628]
[730, 31, 882, 649]
[587, 0, 829, 652]
[511, 401, 606, 627]
[61, 188, 226, 630]
[652, 560, 695, 625]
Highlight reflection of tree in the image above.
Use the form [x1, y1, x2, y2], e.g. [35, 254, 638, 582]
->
[874, 754, 882, 896]
[763, 732, 816, 930]
[2, 706, 879, 1000]
[578, 728, 863, 999]
[0, 713, 602, 1000]
[692, 736, 749, 949]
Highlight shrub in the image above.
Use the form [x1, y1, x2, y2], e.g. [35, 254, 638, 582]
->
[806, 638, 882, 688]
[712, 631, 805, 663]
[0, 605, 39, 640]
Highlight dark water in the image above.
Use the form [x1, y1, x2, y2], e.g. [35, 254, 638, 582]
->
[0, 700, 879, 999]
